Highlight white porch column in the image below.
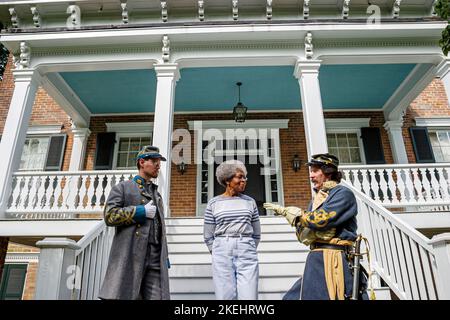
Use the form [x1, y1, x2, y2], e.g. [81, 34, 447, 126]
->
[294, 60, 328, 158]
[384, 120, 409, 164]
[69, 127, 91, 171]
[0, 69, 40, 219]
[437, 58, 450, 106]
[152, 63, 180, 216]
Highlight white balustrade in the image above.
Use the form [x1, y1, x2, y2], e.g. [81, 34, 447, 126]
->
[7, 170, 137, 219]
[341, 164, 450, 209]
[342, 180, 450, 299]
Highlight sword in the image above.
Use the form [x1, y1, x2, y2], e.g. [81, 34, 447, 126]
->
[351, 235, 362, 300]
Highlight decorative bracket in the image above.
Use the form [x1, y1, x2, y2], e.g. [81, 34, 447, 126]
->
[342, 0, 350, 19]
[9, 7, 20, 28]
[266, 0, 273, 20]
[198, 0, 205, 21]
[121, 1, 129, 24]
[392, 0, 401, 18]
[162, 35, 170, 63]
[303, 0, 310, 20]
[305, 32, 313, 60]
[30, 6, 42, 28]
[232, 0, 238, 20]
[18, 41, 31, 70]
[161, 1, 168, 22]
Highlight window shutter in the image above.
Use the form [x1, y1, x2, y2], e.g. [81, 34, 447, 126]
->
[44, 134, 67, 171]
[94, 132, 116, 170]
[0, 264, 27, 300]
[410, 127, 435, 163]
[360, 127, 386, 164]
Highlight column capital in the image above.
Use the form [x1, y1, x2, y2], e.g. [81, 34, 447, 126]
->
[293, 60, 322, 78]
[153, 63, 180, 81]
[436, 58, 450, 79]
[12, 68, 42, 84]
[384, 119, 404, 131]
[36, 237, 80, 250]
[71, 127, 91, 137]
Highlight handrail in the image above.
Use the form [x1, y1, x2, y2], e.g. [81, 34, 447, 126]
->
[341, 180, 444, 300]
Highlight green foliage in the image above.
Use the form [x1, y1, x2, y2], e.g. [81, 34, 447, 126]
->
[436, 0, 450, 55]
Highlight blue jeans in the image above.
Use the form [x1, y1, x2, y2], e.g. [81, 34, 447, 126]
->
[211, 236, 259, 300]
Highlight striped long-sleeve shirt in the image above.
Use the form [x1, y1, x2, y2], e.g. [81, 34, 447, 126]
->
[203, 194, 261, 252]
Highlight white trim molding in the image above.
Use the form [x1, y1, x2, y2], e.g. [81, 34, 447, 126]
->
[188, 119, 289, 130]
[5, 252, 39, 263]
[415, 117, 450, 127]
[27, 125, 62, 135]
[325, 118, 370, 129]
[106, 122, 154, 134]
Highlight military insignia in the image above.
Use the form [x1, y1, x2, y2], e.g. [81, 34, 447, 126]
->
[305, 209, 337, 229]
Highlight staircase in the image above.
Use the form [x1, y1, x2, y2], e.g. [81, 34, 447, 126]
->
[167, 217, 307, 300]
[31, 182, 450, 300]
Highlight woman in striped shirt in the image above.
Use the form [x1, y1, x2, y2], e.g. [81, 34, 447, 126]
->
[203, 159, 261, 300]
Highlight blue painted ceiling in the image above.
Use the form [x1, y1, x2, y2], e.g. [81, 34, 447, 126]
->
[59, 64, 417, 114]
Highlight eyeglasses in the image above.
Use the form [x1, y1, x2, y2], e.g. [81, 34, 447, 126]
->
[234, 175, 248, 181]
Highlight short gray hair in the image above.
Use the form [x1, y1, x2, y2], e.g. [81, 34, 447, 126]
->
[215, 159, 248, 188]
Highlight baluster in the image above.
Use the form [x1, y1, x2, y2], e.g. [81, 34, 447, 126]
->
[353, 170, 363, 193]
[408, 239, 428, 299]
[85, 174, 96, 211]
[9, 176, 21, 211]
[40, 175, 52, 210]
[76, 174, 87, 210]
[411, 168, 426, 203]
[90, 175, 99, 209]
[393, 226, 412, 299]
[436, 167, 450, 201]
[22, 176, 33, 210]
[48, 175, 59, 210]
[360, 169, 372, 197]
[387, 168, 400, 204]
[428, 167, 442, 202]
[386, 220, 404, 294]
[401, 168, 415, 203]
[400, 232, 420, 299]
[15, 176, 26, 210]
[379, 215, 395, 284]
[61, 174, 71, 211]
[369, 169, 380, 201]
[418, 246, 438, 300]
[31, 176, 42, 209]
[378, 169, 390, 204]
[420, 167, 433, 202]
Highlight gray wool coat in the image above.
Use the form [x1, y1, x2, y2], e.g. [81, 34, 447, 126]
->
[98, 178, 170, 300]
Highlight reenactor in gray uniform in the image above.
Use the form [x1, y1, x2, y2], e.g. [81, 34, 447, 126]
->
[98, 146, 170, 300]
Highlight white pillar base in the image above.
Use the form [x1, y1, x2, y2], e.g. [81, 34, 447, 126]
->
[384, 120, 409, 164]
[69, 127, 91, 171]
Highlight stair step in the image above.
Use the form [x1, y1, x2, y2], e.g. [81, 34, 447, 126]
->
[168, 251, 308, 264]
[166, 224, 293, 235]
[167, 232, 298, 243]
[167, 241, 308, 253]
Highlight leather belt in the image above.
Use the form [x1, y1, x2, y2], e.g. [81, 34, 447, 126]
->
[310, 242, 351, 251]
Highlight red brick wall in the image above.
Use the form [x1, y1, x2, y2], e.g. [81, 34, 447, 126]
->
[87, 111, 392, 215]
[0, 55, 73, 170]
[403, 78, 450, 163]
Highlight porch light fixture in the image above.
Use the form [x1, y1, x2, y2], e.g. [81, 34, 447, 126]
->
[233, 82, 248, 123]
[178, 161, 187, 175]
[292, 154, 301, 172]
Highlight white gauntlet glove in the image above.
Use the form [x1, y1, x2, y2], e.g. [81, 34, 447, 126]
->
[144, 200, 157, 219]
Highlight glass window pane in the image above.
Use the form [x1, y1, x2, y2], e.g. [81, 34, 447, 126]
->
[141, 138, 151, 146]
[329, 147, 339, 157]
[437, 131, 450, 146]
[119, 139, 129, 152]
[336, 134, 348, 148]
[429, 133, 439, 147]
[339, 149, 351, 164]
[327, 134, 337, 147]
[129, 138, 141, 151]
[19, 137, 49, 170]
[441, 147, 450, 162]
[117, 153, 128, 167]
[347, 133, 359, 147]
[349, 148, 362, 163]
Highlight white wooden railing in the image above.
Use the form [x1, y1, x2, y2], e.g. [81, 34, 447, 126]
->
[7, 170, 137, 219]
[35, 221, 114, 300]
[341, 164, 450, 210]
[342, 181, 450, 300]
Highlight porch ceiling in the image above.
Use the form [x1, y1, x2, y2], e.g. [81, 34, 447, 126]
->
[58, 63, 417, 114]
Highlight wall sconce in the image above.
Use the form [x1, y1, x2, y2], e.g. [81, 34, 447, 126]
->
[232, 82, 248, 123]
[178, 161, 187, 175]
[292, 154, 301, 172]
